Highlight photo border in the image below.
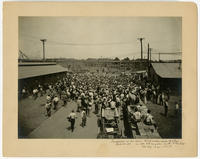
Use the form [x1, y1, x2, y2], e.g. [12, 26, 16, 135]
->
[3, 2, 197, 157]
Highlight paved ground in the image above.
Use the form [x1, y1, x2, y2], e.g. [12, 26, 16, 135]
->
[18, 93, 99, 138]
[18, 95, 49, 137]
[19, 93, 181, 139]
[28, 101, 98, 138]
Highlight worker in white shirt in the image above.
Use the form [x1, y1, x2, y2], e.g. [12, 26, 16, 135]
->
[110, 100, 116, 109]
[144, 109, 157, 129]
[145, 109, 154, 124]
[175, 102, 179, 116]
[53, 95, 59, 110]
[68, 110, 77, 132]
[22, 88, 27, 98]
[46, 94, 51, 102]
[33, 88, 38, 100]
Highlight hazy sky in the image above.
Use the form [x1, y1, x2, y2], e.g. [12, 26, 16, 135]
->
[19, 17, 182, 60]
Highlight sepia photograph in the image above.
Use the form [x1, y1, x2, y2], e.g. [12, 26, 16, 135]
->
[18, 17, 182, 139]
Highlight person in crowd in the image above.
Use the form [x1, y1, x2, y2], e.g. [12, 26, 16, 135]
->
[132, 107, 141, 123]
[21, 87, 27, 99]
[53, 95, 59, 110]
[164, 99, 169, 117]
[66, 90, 71, 102]
[68, 110, 77, 132]
[152, 90, 156, 103]
[46, 94, 51, 103]
[84, 96, 89, 116]
[94, 95, 99, 114]
[143, 89, 147, 104]
[166, 88, 171, 101]
[33, 88, 38, 100]
[61, 90, 68, 106]
[88, 97, 93, 117]
[110, 99, 116, 111]
[45, 101, 52, 117]
[175, 101, 179, 116]
[157, 93, 161, 105]
[144, 109, 157, 129]
[161, 92, 165, 106]
[81, 108, 87, 127]
[77, 97, 82, 112]
[38, 84, 43, 97]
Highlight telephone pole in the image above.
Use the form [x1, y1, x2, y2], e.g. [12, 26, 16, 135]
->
[149, 48, 152, 62]
[40, 39, 47, 61]
[147, 43, 150, 63]
[147, 44, 150, 77]
[137, 38, 145, 60]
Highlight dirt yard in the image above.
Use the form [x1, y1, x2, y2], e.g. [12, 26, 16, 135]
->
[18, 94, 64, 138]
[147, 95, 182, 138]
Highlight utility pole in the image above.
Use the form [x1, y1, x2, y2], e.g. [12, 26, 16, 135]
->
[147, 44, 151, 78]
[137, 38, 145, 60]
[40, 39, 47, 61]
[149, 48, 152, 62]
[147, 43, 150, 64]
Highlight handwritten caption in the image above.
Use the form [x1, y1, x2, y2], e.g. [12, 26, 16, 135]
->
[111, 139, 184, 148]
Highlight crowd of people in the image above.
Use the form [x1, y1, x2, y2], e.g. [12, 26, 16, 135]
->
[20, 71, 181, 134]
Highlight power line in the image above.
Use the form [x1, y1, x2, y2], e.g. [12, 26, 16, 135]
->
[47, 40, 134, 46]
[20, 34, 182, 59]
[152, 52, 182, 54]
[21, 33, 135, 46]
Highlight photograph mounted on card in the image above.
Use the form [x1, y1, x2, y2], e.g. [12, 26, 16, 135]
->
[3, 2, 197, 157]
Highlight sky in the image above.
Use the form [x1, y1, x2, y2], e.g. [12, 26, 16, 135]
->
[19, 17, 182, 60]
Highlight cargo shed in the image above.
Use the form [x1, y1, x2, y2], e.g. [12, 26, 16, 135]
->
[18, 62, 69, 95]
[149, 63, 182, 94]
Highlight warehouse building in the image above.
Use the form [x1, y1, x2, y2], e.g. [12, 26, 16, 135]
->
[149, 63, 182, 94]
[18, 62, 69, 96]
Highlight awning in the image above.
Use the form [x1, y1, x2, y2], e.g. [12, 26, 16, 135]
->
[151, 63, 181, 79]
[19, 65, 68, 79]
